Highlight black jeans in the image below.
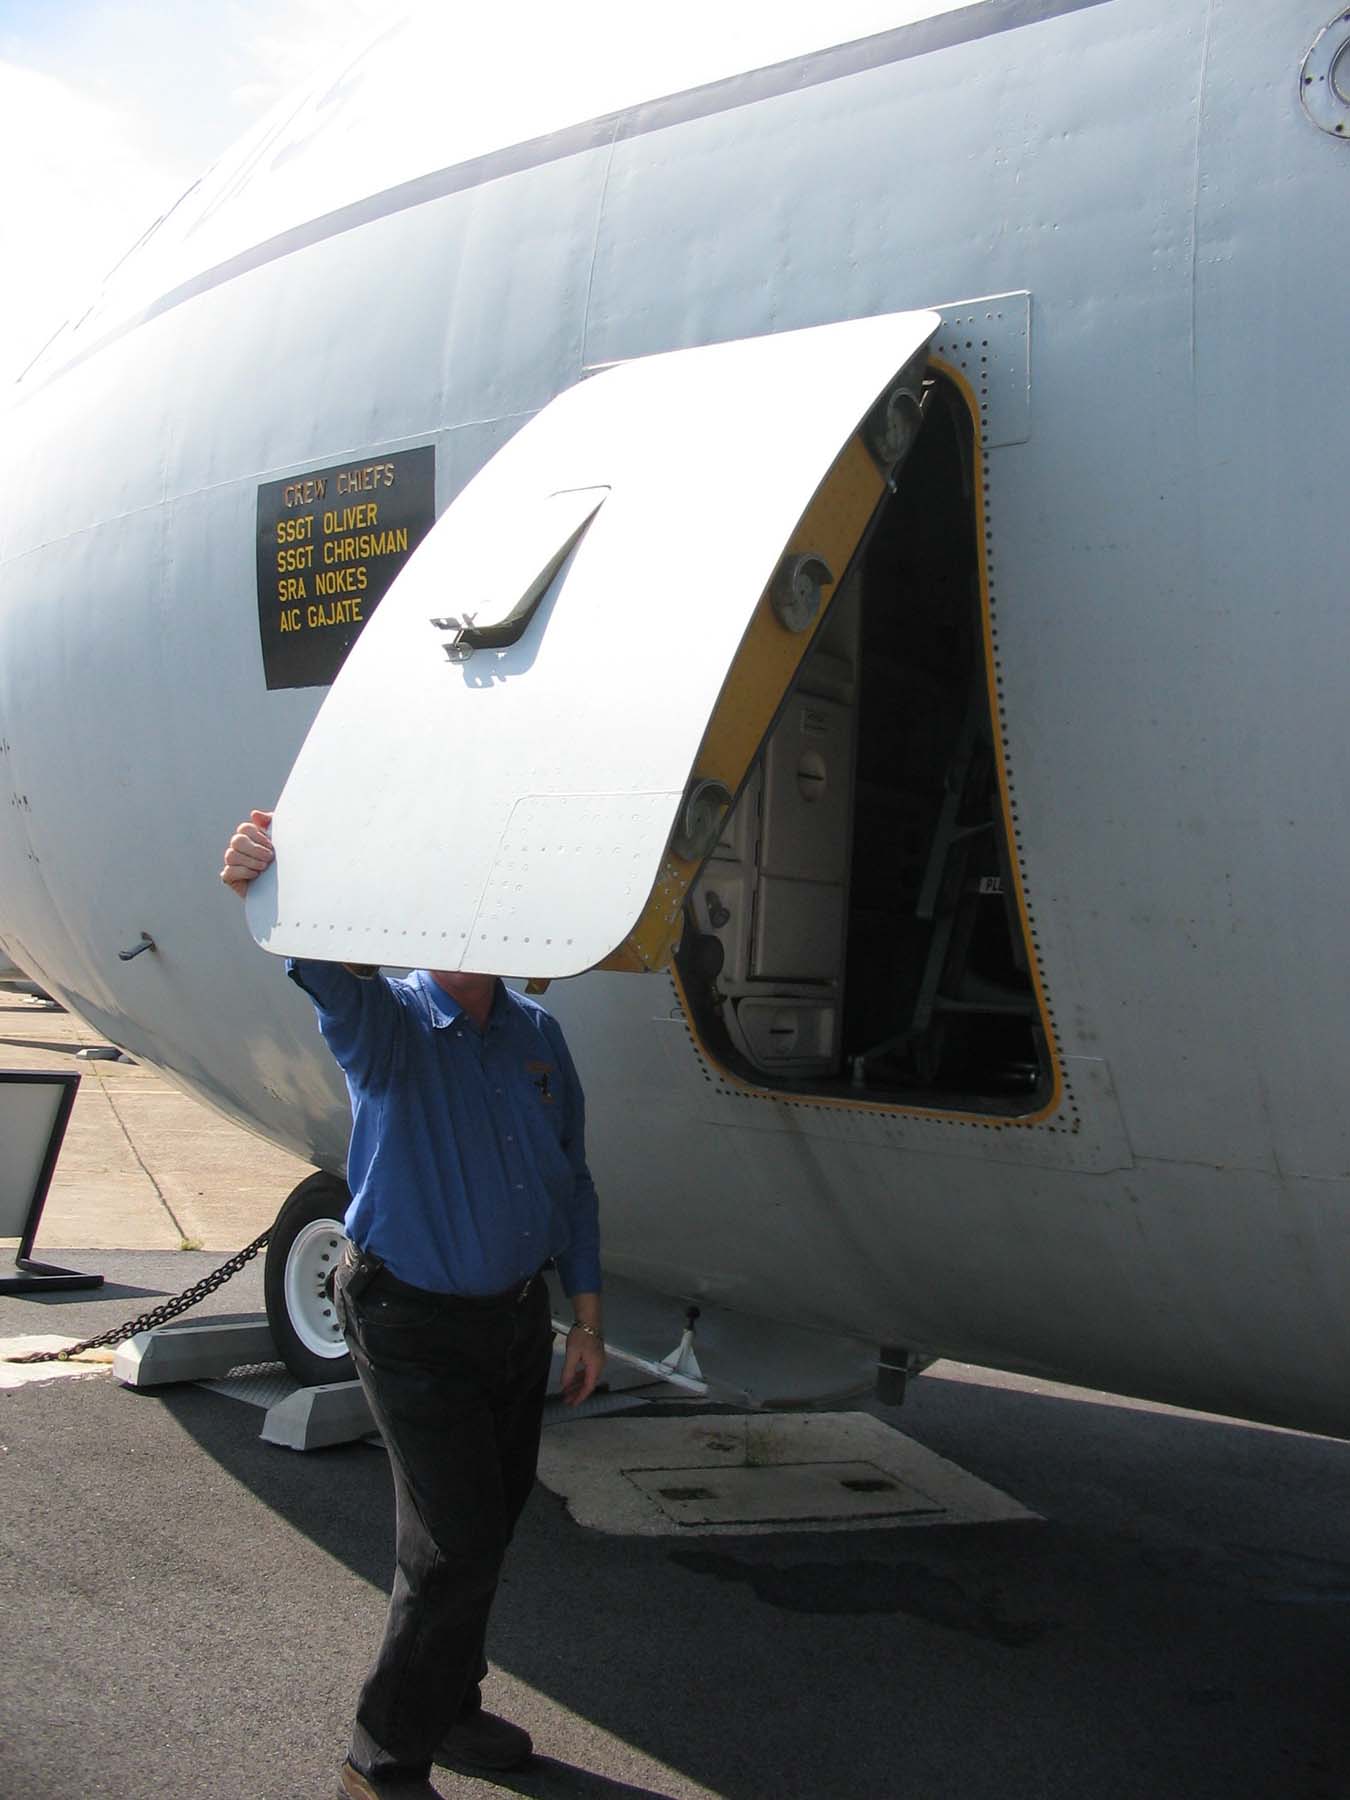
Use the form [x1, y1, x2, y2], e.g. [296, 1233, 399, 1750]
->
[334, 1251, 554, 1781]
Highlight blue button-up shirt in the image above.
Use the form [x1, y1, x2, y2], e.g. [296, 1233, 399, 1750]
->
[287, 961, 601, 1297]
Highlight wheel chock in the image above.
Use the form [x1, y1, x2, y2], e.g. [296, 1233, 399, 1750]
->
[261, 1380, 373, 1450]
[113, 1319, 277, 1387]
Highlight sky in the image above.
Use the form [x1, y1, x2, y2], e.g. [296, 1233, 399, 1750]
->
[0, 0, 392, 385]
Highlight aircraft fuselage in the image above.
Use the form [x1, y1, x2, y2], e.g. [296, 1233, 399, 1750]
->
[2, 1, 1348, 1431]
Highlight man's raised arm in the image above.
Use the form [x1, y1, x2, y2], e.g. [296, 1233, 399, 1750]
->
[219, 808, 395, 1084]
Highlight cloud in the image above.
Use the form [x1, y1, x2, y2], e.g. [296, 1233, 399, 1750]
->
[0, 58, 190, 382]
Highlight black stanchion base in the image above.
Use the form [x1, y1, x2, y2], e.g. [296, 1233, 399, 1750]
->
[0, 1257, 104, 1294]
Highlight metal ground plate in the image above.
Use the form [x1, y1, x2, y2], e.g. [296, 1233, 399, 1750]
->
[626, 1458, 946, 1528]
[202, 1361, 296, 1410]
[539, 1409, 1038, 1537]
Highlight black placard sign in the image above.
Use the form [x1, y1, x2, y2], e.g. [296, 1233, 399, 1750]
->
[256, 445, 435, 691]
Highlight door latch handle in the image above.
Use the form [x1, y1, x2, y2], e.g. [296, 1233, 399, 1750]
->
[430, 595, 549, 662]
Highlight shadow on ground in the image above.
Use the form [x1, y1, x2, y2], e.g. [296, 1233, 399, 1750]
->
[6, 1280, 172, 1307]
[166, 1369, 1350, 1800]
[3, 1360, 1349, 1800]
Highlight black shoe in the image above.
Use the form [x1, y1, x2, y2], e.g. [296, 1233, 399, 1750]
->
[435, 1707, 533, 1772]
[337, 1759, 444, 1798]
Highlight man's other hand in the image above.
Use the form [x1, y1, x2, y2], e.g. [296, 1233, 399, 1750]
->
[220, 810, 274, 899]
[561, 1323, 606, 1408]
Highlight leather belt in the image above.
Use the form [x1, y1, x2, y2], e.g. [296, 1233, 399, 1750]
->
[343, 1243, 541, 1310]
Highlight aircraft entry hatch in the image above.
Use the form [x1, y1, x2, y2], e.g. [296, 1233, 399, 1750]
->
[247, 310, 940, 978]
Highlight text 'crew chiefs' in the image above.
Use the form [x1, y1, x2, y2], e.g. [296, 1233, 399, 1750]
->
[280, 461, 398, 508]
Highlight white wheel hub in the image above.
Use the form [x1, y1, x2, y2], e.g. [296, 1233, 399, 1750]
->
[283, 1219, 348, 1358]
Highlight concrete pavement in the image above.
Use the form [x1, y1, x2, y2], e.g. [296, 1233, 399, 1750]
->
[0, 990, 311, 1254]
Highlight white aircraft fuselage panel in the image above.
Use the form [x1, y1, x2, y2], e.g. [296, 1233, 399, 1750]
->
[3, 2, 1349, 1436]
[249, 311, 938, 977]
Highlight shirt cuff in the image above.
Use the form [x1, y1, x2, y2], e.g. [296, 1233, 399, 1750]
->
[555, 1249, 602, 1298]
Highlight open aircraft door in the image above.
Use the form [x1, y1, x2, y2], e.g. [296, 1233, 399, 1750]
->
[248, 311, 939, 980]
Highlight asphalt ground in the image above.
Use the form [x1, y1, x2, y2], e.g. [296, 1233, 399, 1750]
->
[3, 998, 1349, 1798]
[2, 1252, 1348, 1800]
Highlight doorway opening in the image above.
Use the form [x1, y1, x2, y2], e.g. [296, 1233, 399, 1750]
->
[676, 368, 1051, 1117]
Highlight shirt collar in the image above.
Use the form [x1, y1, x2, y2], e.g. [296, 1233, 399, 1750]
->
[413, 969, 506, 1031]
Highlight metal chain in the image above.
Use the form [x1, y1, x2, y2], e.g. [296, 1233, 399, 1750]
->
[5, 1229, 271, 1364]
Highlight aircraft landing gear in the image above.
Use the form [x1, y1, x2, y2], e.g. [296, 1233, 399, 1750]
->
[263, 1171, 354, 1387]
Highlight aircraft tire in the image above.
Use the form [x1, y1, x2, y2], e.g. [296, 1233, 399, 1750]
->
[264, 1171, 355, 1388]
